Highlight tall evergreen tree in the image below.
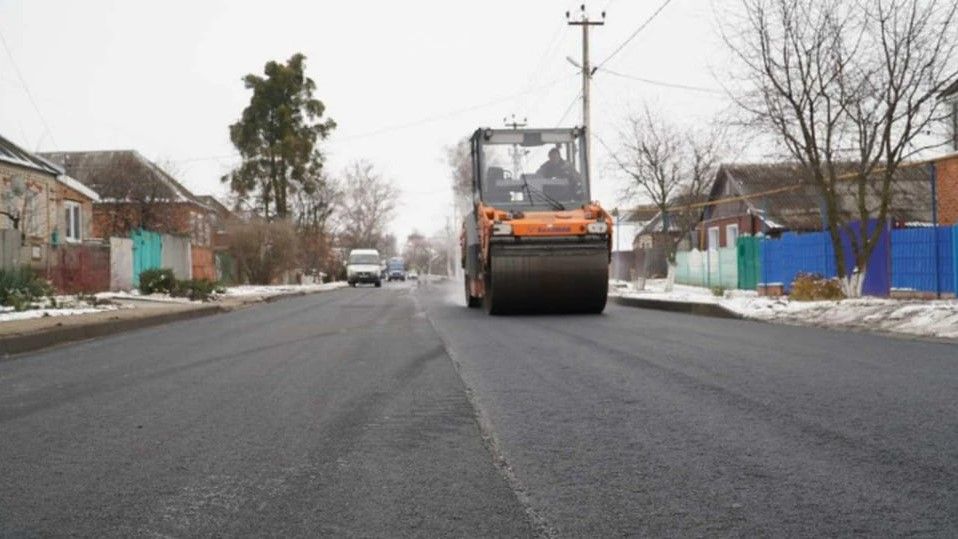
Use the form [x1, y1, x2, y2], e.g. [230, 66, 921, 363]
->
[224, 53, 335, 220]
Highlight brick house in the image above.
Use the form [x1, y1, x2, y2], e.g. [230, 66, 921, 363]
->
[634, 195, 707, 250]
[942, 79, 957, 151]
[933, 152, 958, 225]
[0, 134, 99, 271]
[696, 163, 933, 249]
[39, 150, 213, 247]
[196, 195, 237, 251]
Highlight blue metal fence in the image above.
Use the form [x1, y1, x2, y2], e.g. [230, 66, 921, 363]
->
[675, 224, 957, 297]
[760, 231, 835, 291]
[890, 227, 955, 295]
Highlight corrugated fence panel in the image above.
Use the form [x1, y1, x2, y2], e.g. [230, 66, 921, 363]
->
[160, 235, 192, 280]
[131, 229, 162, 287]
[737, 236, 761, 290]
[675, 250, 690, 284]
[718, 246, 738, 289]
[110, 237, 133, 290]
[760, 232, 835, 292]
[688, 249, 706, 287]
[891, 227, 955, 295]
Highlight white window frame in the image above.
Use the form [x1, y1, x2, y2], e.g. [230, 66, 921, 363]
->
[64, 201, 81, 243]
[726, 224, 739, 247]
[707, 226, 720, 251]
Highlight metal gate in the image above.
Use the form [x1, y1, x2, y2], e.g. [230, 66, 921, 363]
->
[131, 229, 162, 287]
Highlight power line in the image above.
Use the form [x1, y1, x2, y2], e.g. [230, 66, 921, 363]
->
[600, 67, 725, 95]
[555, 91, 583, 127]
[596, 0, 674, 69]
[333, 74, 576, 143]
[0, 26, 57, 149]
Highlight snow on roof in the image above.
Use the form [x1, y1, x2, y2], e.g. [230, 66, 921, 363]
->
[56, 174, 100, 201]
[0, 133, 62, 176]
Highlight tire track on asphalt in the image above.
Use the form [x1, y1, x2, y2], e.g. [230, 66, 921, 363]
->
[416, 291, 557, 539]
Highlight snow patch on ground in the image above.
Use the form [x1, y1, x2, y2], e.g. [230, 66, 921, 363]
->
[611, 279, 958, 340]
[222, 282, 348, 297]
[0, 294, 120, 323]
[1, 283, 349, 325]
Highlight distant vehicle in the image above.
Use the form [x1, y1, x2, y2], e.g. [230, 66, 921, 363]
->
[407, 270, 419, 281]
[347, 249, 382, 287]
[386, 257, 406, 281]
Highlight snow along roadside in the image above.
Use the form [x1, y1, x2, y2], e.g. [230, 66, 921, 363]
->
[610, 280, 958, 340]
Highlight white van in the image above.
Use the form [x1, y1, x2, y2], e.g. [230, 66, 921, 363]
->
[347, 249, 382, 287]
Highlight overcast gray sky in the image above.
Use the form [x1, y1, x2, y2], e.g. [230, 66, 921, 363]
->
[0, 0, 741, 242]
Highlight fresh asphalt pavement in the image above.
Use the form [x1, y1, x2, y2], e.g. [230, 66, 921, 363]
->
[1, 280, 956, 536]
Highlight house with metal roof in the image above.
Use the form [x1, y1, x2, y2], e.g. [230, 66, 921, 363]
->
[0, 134, 99, 270]
[696, 162, 934, 250]
[39, 150, 214, 248]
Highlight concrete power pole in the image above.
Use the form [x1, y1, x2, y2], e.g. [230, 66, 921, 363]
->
[504, 114, 528, 179]
[567, 5, 604, 181]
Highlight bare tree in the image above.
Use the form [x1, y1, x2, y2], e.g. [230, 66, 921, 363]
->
[227, 219, 300, 284]
[336, 160, 399, 251]
[612, 106, 724, 290]
[0, 175, 40, 238]
[292, 171, 342, 279]
[446, 137, 473, 215]
[91, 154, 183, 236]
[725, 0, 958, 296]
[402, 231, 434, 275]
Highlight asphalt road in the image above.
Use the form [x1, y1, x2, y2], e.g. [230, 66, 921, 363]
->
[2, 281, 957, 536]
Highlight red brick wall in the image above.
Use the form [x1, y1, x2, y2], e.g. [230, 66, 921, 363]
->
[92, 202, 212, 246]
[47, 243, 110, 294]
[936, 154, 958, 225]
[696, 214, 761, 249]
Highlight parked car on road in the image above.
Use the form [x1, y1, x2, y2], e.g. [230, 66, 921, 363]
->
[347, 249, 382, 287]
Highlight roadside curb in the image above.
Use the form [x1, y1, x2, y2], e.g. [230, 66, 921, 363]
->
[0, 305, 226, 357]
[611, 295, 743, 320]
[0, 287, 344, 358]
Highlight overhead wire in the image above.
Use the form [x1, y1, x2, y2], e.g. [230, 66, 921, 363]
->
[595, 0, 674, 70]
[0, 26, 57, 149]
[599, 67, 725, 95]
[555, 91, 582, 127]
[333, 74, 576, 143]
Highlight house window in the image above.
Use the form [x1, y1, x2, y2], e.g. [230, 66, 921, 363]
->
[726, 224, 739, 247]
[64, 201, 81, 242]
[708, 226, 720, 251]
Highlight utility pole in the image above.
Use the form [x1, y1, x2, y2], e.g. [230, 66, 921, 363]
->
[567, 4, 604, 182]
[504, 114, 528, 178]
[504, 114, 527, 130]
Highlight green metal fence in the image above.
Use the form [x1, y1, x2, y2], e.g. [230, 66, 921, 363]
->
[737, 236, 761, 290]
[674, 247, 738, 289]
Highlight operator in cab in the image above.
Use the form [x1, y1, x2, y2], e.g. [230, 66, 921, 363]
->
[536, 147, 584, 201]
[536, 147, 573, 179]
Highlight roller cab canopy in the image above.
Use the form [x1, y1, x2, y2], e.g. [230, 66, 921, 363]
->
[472, 127, 591, 212]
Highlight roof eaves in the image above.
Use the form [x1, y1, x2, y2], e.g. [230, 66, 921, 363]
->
[56, 174, 101, 201]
